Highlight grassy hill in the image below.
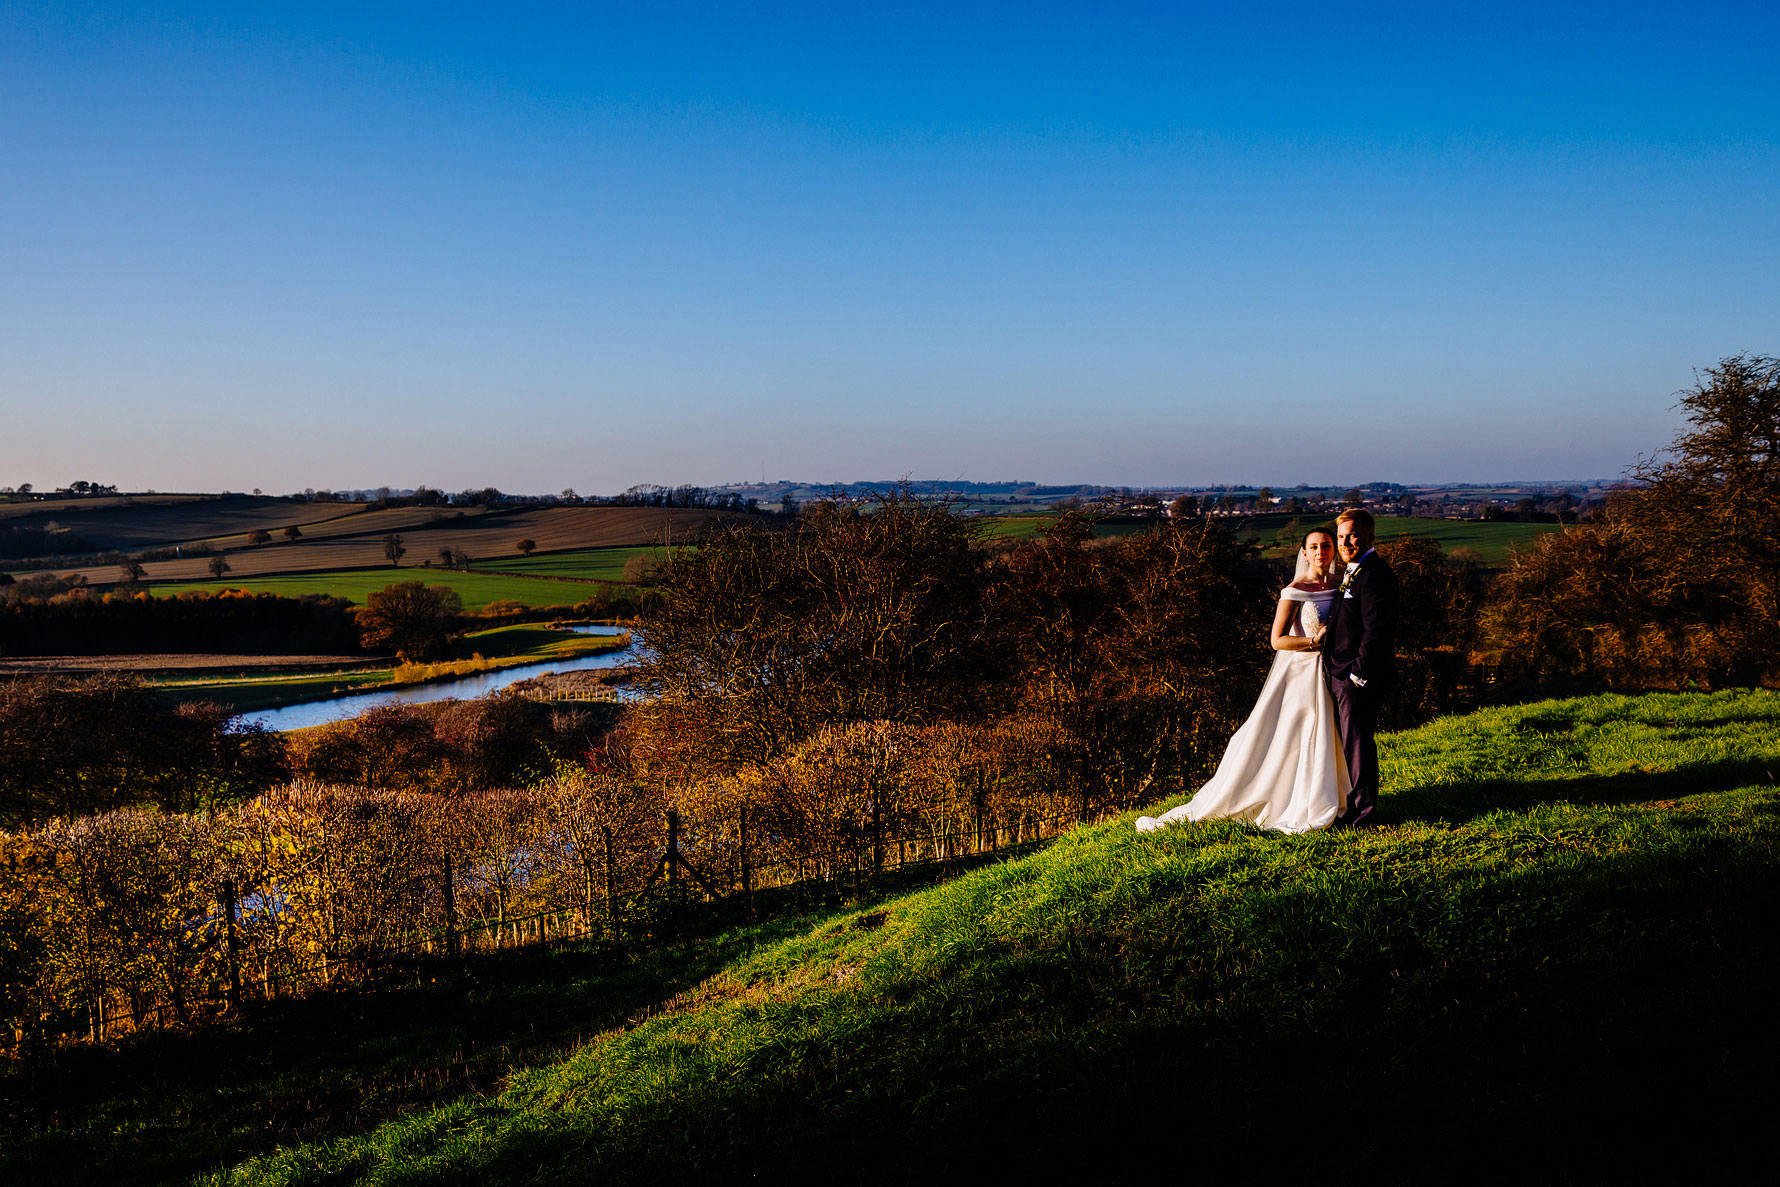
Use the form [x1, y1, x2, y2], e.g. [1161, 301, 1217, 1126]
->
[5, 689, 1777, 1184]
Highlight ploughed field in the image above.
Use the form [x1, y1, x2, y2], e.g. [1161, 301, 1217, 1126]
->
[24, 505, 736, 587]
[0, 494, 360, 540]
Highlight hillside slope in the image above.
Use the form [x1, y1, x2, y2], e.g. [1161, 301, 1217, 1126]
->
[8, 691, 1777, 1185]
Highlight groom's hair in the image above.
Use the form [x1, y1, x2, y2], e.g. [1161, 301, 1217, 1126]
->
[1336, 507, 1375, 536]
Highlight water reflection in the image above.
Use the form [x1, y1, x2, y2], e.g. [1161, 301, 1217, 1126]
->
[240, 625, 636, 732]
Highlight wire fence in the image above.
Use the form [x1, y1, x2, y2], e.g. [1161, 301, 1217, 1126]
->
[3, 792, 1140, 1055]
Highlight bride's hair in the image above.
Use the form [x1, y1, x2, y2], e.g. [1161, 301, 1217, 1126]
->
[1292, 526, 1343, 584]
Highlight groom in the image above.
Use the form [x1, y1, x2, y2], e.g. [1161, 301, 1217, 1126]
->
[1323, 508, 1398, 828]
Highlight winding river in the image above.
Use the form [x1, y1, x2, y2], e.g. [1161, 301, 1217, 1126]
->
[239, 625, 638, 732]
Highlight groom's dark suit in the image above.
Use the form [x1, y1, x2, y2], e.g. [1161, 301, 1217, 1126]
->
[1323, 549, 1398, 827]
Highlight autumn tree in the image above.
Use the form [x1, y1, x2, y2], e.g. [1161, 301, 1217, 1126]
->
[355, 581, 462, 661]
[247, 529, 272, 545]
[620, 553, 659, 584]
[996, 518, 1270, 806]
[282, 525, 302, 542]
[633, 491, 996, 769]
[516, 538, 536, 557]
[1484, 354, 1780, 689]
[118, 557, 146, 583]
[207, 556, 230, 579]
[1632, 353, 1780, 619]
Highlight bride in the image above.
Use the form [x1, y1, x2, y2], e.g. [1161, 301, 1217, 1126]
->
[1136, 527, 1351, 835]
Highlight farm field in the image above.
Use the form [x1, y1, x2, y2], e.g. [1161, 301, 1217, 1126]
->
[0, 493, 215, 520]
[1367, 514, 1558, 564]
[974, 513, 1153, 541]
[973, 510, 1556, 565]
[150, 569, 610, 612]
[34, 506, 739, 586]
[6, 689, 1775, 1183]
[1241, 513, 1559, 567]
[476, 545, 681, 583]
[0, 495, 369, 549]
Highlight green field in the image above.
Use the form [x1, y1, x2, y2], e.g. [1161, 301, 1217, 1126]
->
[973, 513, 1153, 541]
[1339, 514, 1557, 565]
[1227, 512, 1556, 566]
[9, 688, 1776, 1183]
[475, 545, 678, 583]
[150, 568, 614, 611]
[974, 511, 1555, 565]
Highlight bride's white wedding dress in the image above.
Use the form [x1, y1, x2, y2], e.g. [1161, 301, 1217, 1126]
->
[1136, 586, 1350, 835]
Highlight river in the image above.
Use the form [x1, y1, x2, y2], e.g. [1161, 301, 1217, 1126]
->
[239, 625, 638, 732]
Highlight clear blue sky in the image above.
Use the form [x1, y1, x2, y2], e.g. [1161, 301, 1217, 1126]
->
[3, 2, 1776, 494]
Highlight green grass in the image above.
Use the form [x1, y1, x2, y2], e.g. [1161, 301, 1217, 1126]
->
[154, 626, 628, 713]
[148, 569, 608, 611]
[473, 546, 673, 583]
[7, 689, 1778, 1182]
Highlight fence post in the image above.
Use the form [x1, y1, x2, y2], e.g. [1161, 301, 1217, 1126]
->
[871, 795, 883, 879]
[222, 879, 243, 1011]
[442, 856, 460, 961]
[602, 826, 620, 940]
[739, 805, 754, 921]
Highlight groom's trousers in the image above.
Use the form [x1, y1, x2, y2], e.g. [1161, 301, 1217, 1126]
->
[1329, 677, 1380, 827]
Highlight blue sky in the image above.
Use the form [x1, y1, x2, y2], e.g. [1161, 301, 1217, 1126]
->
[3, 2, 1776, 494]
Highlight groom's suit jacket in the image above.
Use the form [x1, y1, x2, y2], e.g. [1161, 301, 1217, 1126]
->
[1325, 551, 1399, 691]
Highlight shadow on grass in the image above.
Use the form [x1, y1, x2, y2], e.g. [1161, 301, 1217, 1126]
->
[346, 814, 1780, 1185]
[0, 837, 1066, 1187]
[0, 912, 831, 1187]
[1386, 757, 1779, 825]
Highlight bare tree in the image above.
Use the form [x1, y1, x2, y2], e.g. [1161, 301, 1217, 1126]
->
[382, 533, 406, 567]
[119, 558, 146, 583]
[207, 556, 230, 579]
